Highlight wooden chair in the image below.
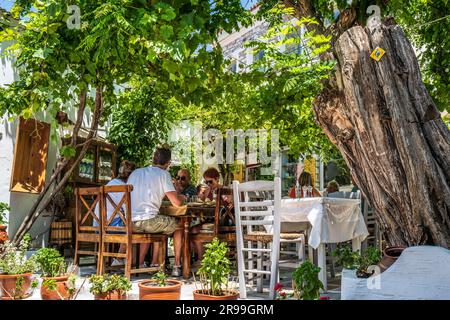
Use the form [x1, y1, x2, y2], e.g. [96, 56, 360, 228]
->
[233, 178, 282, 300]
[98, 184, 167, 279]
[191, 187, 237, 258]
[74, 187, 103, 271]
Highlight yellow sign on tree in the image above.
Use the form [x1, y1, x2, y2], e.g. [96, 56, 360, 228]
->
[370, 47, 386, 61]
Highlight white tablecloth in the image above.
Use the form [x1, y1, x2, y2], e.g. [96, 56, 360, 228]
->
[280, 197, 369, 249]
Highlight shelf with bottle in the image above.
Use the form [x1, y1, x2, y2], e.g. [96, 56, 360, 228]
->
[98, 151, 113, 181]
[79, 152, 95, 180]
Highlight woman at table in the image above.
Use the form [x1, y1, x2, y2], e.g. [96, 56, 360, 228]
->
[289, 171, 321, 198]
[191, 168, 233, 263]
[95, 160, 136, 227]
[197, 167, 221, 201]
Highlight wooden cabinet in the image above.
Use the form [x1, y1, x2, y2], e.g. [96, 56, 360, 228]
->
[62, 137, 117, 185]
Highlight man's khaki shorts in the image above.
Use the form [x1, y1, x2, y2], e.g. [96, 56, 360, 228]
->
[133, 215, 178, 235]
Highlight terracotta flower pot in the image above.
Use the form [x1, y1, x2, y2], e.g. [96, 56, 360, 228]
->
[193, 289, 239, 300]
[378, 246, 406, 272]
[138, 279, 182, 300]
[94, 291, 127, 300]
[40, 275, 73, 300]
[0, 273, 33, 300]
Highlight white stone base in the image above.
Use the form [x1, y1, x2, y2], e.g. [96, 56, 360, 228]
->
[341, 246, 450, 300]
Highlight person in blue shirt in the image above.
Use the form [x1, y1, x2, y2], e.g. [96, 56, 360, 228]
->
[174, 168, 197, 199]
[94, 160, 135, 227]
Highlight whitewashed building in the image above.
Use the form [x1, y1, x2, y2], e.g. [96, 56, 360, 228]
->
[0, 40, 111, 246]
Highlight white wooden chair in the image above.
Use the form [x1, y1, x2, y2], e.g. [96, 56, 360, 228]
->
[233, 178, 282, 300]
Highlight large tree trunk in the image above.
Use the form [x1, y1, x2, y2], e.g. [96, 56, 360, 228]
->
[313, 21, 450, 247]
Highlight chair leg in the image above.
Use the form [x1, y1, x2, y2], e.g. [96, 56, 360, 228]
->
[159, 239, 167, 269]
[328, 244, 336, 279]
[74, 241, 79, 266]
[123, 240, 131, 280]
[135, 244, 140, 269]
[237, 242, 247, 299]
[269, 245, 279, 301]
[298, 235, 305, 264]
[247, 240, 253, 286]
[256, 241, 263, 293]
[97, 241, 104, 276]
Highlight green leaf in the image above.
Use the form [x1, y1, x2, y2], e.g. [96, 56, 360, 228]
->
[160, 25, 174, 39]
[22, 108, 33, 119]
[60, 145, 76, 158]
[162, 60, 178, 74]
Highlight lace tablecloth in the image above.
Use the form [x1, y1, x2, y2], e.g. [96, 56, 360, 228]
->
[280, 198, 369, 249]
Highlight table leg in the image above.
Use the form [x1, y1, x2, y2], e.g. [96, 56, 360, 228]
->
[352, 238, 361, 253]
[307, 226, 314, 263]
[308, 244, 314, 263]
[183, 219, 191, 279]
[317, 243, 327, 292]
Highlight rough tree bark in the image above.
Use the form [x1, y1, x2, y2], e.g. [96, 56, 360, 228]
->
[313, 21, 450, 247]
[11, 88, 104, 246]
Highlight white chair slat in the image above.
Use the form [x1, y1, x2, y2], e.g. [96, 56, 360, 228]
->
[239, 211, 273, 217]
[239, 201, 273, 207]
[241, 220, 274, 226]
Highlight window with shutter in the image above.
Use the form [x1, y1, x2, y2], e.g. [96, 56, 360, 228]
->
[10, 117, 50, 193]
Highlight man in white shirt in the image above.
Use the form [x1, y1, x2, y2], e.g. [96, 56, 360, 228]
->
[127, 145, 186, 276]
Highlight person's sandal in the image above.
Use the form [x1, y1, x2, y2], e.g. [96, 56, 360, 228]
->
[111, 258, 125, 267]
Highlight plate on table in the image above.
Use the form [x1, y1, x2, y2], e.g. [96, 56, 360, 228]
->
[188, 202, 205, 207]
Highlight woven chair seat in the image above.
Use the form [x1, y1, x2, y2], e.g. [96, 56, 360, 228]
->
[280, 233, 303, 240]
[244, 232, 273, 243]
[244, 232, 304, 243]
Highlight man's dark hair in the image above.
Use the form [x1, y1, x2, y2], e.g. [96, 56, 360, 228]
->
[152, 145, 171, 166]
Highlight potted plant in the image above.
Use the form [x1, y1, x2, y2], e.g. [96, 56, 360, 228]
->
[332, 244, 360, 269]
[193, 238, 238, 300]
[89, 274, 131, 300]
[0, 203, 9, 248]
[356, 247, 382, 278]
[138, 271, 182, 300]
[291, 260, 324, 300]
[0, 239, 38, 300]
[333, 244, 382, 278]
[378, 246, 406, 272]
[34, 247, 77, 300]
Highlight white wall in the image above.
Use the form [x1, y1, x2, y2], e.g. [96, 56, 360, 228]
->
[0, 42, 108, 247]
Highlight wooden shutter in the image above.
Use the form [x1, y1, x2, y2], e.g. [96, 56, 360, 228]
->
[10, 117, 50, 193]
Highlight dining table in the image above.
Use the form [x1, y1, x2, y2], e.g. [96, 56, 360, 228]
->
[279, 197, 369, 291]
[159, 201, 217, 279]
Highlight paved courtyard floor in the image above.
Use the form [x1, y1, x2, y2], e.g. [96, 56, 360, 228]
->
[25, 257, 342, 300]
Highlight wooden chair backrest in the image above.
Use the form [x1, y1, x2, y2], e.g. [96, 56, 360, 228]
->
[214, 187, 233, 235]
[101, 184, 133, 236]
[75, 187, 102, 234]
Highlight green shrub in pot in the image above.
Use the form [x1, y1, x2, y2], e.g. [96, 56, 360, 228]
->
[0, 239, 38, 299]
[89, 274, 132, 300]
[332, 244, 382, 278]
[193, 238, 238, 300]
[292, 260, 324, 300]
[34, 247, 77, 300]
